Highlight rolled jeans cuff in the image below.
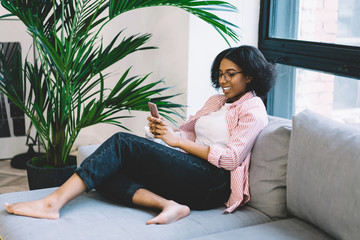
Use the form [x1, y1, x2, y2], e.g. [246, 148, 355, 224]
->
[125, 184, 144, 207]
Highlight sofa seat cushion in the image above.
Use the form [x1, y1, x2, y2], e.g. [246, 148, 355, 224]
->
[287, 110, 360, 240]
[0, 187, 271, 240]
[190, 218, 334, 240]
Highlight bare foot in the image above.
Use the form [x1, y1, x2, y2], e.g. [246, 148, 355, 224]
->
[4, 199, 60, 220]
[146, 200, 190, 225]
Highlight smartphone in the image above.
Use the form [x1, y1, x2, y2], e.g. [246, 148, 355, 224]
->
[148, 102, 160, 118]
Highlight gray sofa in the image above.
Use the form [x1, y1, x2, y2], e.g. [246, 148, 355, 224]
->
[0, 110, 359, 240]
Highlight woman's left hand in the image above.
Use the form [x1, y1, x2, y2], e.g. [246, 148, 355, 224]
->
[147, 116, 210, 160]
[147, 117, 180, 147]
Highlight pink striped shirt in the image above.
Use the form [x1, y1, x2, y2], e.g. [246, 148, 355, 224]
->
[179, 92, 268, 213]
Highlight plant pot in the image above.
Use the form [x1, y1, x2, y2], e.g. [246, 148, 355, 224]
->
[26, 158, 77, 190]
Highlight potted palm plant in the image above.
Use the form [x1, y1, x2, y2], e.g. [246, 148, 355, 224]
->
[0, 0, 238, 189]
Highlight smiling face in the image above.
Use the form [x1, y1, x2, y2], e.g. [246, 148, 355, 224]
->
[218, 58, 252, 103]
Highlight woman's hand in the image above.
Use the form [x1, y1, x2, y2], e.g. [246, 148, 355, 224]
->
[147, 116, 210, 160]
[147, 117, 181, 147]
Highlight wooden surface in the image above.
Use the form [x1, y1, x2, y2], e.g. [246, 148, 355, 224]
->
[0, 160, 29, 194]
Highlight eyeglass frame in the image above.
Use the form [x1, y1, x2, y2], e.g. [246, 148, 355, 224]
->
[218, 71, 243, 82]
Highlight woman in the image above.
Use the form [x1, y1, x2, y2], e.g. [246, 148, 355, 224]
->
[4, 45, 276, 224]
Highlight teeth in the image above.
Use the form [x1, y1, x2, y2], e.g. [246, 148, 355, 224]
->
[223, 87, 231, 91]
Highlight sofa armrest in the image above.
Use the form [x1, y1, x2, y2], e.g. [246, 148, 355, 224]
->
[77, 144, 101, 167]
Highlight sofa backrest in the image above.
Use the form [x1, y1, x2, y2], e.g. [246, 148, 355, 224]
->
[287, 110, 360, 240]
[248, 115, 292, 219]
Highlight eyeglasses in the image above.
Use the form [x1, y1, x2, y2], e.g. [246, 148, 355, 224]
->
[218, 71, 243, 82]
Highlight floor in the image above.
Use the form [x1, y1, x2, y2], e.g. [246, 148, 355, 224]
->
[0, 160, 29, 194]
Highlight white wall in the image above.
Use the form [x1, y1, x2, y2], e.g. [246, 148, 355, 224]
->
[187, 0, 261, 116]
[78, 1, 261, 148]
[0, 1, 261, 152]
[75, 6, 190, 148]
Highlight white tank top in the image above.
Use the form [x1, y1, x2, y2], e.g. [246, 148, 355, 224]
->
[195, 103, 230, 148]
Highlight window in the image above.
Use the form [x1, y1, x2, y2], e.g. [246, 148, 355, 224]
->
[0, 42, 25, 137]
[259, 0, 360, 126]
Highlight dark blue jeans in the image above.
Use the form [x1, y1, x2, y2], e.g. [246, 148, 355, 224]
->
[75, 132, 230, 210]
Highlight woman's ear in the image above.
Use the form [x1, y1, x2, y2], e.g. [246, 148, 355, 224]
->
[246, 76, 252, 83]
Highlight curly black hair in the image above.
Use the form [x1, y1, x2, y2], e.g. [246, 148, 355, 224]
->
[210, 45, 276, 97]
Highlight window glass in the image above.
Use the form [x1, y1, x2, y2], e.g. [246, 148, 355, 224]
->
[271, 64, 360, 127]
[269, 0, 360, 47]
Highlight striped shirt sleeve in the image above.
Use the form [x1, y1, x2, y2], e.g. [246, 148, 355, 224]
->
[179, 93, 268, 213]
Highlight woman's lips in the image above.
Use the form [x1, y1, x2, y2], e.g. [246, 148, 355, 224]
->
[222, 86, 231, 94]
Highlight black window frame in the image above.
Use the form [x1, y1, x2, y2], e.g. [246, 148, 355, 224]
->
[258, 0, 360, 80]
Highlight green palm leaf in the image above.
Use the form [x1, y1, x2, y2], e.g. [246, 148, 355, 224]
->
[108, 0, 238, 43]
[0, 0, 239, 167]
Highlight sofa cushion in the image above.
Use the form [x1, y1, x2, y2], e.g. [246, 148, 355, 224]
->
[190, 218, 334, 240]
[248, 116, 291, 219]
[0, 187, 272, 240]
[287, 110, 360, 240]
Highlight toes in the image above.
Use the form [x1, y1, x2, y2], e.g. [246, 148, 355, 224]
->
[146, 217, 160, 225]
[4, 203, 13, 213]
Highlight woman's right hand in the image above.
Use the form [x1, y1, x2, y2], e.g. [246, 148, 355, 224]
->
[147, 117, 180, 147]
[147, 116, 210, 160]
